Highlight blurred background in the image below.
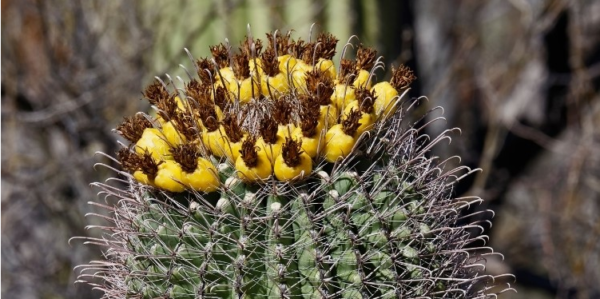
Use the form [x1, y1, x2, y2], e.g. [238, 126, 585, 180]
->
[2, 0, 599, 298]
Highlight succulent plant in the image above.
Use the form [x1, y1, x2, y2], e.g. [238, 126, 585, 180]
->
[76, 28, 514, 298]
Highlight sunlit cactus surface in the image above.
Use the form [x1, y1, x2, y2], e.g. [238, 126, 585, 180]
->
[77, 28, 514, 298]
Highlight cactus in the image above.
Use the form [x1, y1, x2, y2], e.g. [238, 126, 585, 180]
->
[76, 28, 514, 298]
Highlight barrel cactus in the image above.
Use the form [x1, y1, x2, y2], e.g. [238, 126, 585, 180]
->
[76, 28, 514, 298]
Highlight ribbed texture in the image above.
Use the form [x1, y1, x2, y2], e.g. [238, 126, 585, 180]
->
[77, 29, 514, 298]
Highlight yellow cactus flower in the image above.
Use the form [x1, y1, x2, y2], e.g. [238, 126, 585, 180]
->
[277, 123, 296, 140]
[259, 48, 290, 96]
[154, 160, 186, 192]
[160, 120, 186, 145]
[323, 124, 357, 163]
[274, 137, 312, 181]
[117, 148, 160, 187]
[249, 57, 263, 77]
[115, 113, 153, 143]
[133, 170, 156, 187]
[352, 69, 372, 89]
[235, 137, 272, 182]
[229, 77, 260, 104]
[278, 54, 298, 75]
[261, 73, 289, 96]
[323, 108, 363, 163]
[222, 134, 245, 163]
[256, 137, 282, 164]
[202, 126, 227, 158]
[168, 143, 219, 193]
[290, 61, 312, 92]
[292, 127, 323, 158]
[173, 96, 187, 111]
[341, 102, 376, 138]
[120, 31, 418, 191]
[371, 81, 399, 119]
[315, 58, 337, 81]
[214, 105, 224, 121]
[135, 128, 172, 161]
[221, 114, 246, 163]
[215, 67, 236, 89]
[183, 158, 220, 193]
[331, 84, 356, 110]
[371, 64, 416, 119]
[318, 105, 338, 131]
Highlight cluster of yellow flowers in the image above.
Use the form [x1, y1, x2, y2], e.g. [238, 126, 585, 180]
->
[116, 31, 415, 193]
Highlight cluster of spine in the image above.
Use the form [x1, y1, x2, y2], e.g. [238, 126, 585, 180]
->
[78, 29, 514, 298]
[114, 31, 415, 193]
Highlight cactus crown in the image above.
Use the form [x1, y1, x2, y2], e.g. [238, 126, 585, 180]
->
[76, 27, 514, 298]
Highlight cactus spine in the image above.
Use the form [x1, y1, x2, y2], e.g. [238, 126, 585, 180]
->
[77, 28, 514, 298]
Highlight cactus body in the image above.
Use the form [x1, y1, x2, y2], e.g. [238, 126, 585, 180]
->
[78, 29, 513, 298]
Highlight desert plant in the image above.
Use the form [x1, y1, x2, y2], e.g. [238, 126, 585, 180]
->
[75, 28, 514, 298]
